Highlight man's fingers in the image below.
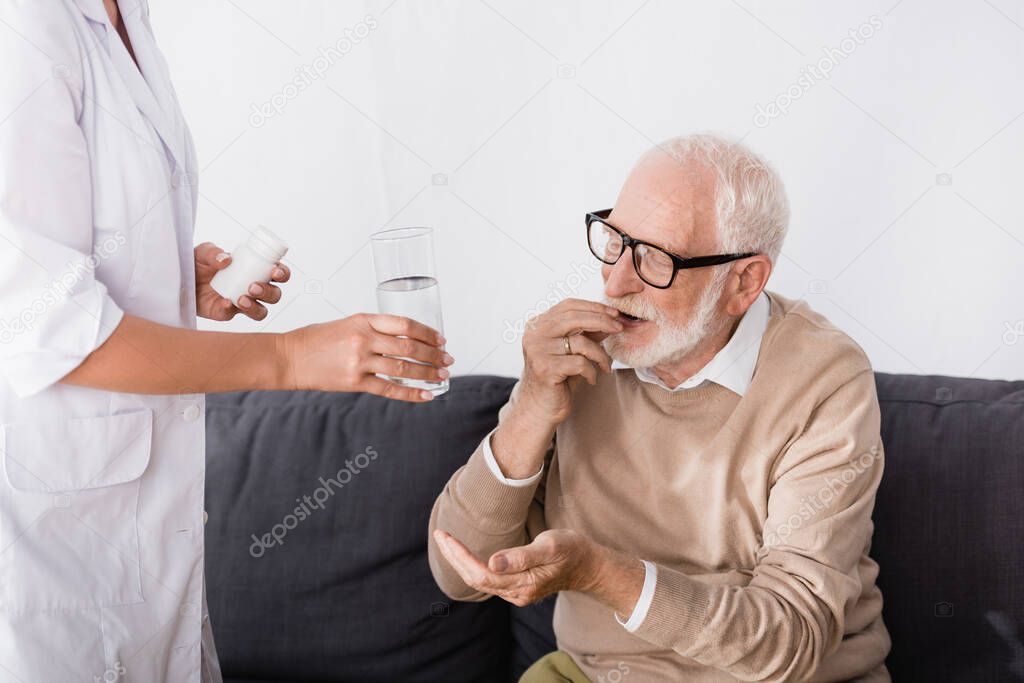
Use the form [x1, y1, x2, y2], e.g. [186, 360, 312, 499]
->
[544, 311, 623, 338]
[435, 532, 541, 602]
[372, 333, 451, 368]
[551, 354, 600, 385]
[369, 355, 448, 383]
[561, 334, 613, 373]
[581, 330, 613, 344]
[368, 314, 445, 346]
[489, 543, 547, 574]
[434, 531, 498, 588]
[434, 531, 485, 570]
[551, 298, 621, 318]
[578, 359, 599, 385]
[360, 376, 435, 403]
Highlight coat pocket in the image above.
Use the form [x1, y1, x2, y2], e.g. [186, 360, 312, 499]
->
[0, 409, 153, 613]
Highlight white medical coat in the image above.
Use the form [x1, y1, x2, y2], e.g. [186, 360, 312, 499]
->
[0, 0, 216, 680]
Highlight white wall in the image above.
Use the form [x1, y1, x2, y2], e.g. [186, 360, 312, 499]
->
[156, 0, 1024, 381]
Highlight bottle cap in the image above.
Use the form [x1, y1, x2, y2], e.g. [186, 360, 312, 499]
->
[249, 226, 289, 262]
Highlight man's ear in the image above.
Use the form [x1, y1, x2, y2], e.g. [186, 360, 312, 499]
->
[724, 255, 772, 317]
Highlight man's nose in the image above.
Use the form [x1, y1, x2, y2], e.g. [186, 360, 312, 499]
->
[603, 251, 645, 298]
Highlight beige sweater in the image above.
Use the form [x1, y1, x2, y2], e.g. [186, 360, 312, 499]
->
[428, 293, 891, 682]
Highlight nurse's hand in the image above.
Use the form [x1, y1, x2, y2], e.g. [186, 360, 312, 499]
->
[194, 242, 291, 321]
[281, 314, 454, 402]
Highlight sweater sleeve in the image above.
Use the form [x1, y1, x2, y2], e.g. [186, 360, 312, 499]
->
[427, 382, 553, 601]
[630, 369, 884, 682]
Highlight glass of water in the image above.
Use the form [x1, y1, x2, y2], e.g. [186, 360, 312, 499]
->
[370, 226, 449, 396]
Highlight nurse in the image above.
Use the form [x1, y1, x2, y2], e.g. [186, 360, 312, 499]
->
[0, 0, 451, 680]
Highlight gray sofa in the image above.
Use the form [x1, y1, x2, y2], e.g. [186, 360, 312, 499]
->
[204, 373, 1024, 682]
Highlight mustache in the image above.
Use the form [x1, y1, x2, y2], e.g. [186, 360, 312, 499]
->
[603, 294, 663, 322]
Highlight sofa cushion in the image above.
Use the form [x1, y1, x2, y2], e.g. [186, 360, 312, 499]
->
[205, 375, 517, 682]
[872, 372, 1024, 681]
[509, 596, 558, 680]
[206, 372, 1024, 681]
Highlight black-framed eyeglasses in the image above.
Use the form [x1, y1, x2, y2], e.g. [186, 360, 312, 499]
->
[585, 208, 757, 289]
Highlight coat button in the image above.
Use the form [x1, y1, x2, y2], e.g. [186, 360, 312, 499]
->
[183, 403, 201, 422]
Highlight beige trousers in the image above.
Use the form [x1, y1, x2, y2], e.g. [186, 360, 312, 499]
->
[519, 651, 591, 683]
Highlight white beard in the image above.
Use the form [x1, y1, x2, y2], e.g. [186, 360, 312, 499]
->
[603, 268, 728, 369]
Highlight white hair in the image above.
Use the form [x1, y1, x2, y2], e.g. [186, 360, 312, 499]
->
[658, 133, 790, 263]
[603, 135, 789, 370]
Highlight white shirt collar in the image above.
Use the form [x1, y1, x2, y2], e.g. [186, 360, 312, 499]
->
[613, 292, 771, 396]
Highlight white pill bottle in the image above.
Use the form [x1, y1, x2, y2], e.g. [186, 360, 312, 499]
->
[210, 226, 289, 305]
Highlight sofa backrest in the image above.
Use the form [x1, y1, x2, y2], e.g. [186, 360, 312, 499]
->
[871, 372, 1024, 681]
[205, 373, 1024, 681]
[205, 376, 517, 682]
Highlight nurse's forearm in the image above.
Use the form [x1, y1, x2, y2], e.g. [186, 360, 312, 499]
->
[62, 314, 288, 394]
[61, 311, 451, 400]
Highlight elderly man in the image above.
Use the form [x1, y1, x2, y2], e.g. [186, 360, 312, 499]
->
[428, 134, 890, 682]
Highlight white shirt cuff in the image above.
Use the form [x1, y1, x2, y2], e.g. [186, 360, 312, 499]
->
[615, 560, 657, 632]
[481, 428, 543, 487]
